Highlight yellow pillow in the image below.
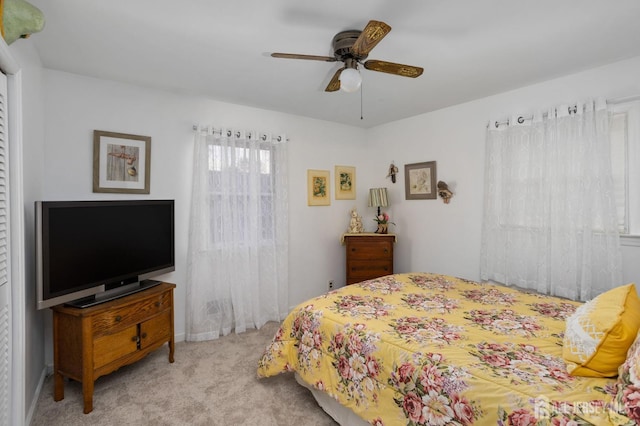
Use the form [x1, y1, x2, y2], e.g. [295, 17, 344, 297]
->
[562, 283, 640, 377]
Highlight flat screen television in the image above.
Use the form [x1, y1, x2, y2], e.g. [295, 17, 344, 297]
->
[36, 199, 175, 309]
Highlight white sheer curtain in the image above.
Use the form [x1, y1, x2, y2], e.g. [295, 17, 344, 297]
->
[480, 99, 622, 301]
[186, 127, 288, 341]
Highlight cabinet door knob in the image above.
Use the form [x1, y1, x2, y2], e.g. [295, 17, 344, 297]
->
[141, 332, 148, 339]
[115, 315, 122, 322]
[131, 336, 138, 342]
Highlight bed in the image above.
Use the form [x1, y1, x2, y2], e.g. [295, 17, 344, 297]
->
[257, 273, 640, 425]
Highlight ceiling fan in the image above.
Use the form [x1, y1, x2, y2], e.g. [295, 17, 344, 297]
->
[271, 20, 424, 93]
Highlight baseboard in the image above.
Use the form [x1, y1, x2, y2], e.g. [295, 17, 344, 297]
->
[25, 366, 48, 426]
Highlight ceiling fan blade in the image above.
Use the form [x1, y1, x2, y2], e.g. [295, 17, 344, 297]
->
[351, 20, 392, 57]
[364, 60, 424, 78]
[271, 53, 337, 62]
[325, 67, 344, 92]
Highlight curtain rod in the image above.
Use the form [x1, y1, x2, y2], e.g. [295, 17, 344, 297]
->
[491, 105, 577, 129]
[489, 95, 640, 129]
[192, 124, 288, 142]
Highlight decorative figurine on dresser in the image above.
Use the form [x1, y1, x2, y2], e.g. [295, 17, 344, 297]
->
[348, 207, 365, 234]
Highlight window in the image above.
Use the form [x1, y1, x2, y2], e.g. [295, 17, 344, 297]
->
[610, 100, 640, 237]
[206, 140, 277, 244]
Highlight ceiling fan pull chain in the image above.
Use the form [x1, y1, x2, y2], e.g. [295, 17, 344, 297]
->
[360, 81, 364, 120]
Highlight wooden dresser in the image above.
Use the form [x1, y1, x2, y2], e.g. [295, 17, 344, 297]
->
[51, 282, 176, 413]
[343, 234, 395, 285]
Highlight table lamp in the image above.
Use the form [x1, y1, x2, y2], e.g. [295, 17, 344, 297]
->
[368, 187, 389, 217]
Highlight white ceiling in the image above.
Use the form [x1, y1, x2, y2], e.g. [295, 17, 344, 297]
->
[26, 0, 640, 128]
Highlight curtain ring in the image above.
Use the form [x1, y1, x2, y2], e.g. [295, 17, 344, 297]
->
[226, 130, 232, 137]
[569, 105, 577, 114]
[517, 116, 525, 124]
[261, 134, 267, 141]
[495, 121, 499, 128]
[235, 131, 240, 138]
[276, 136, 282, 142]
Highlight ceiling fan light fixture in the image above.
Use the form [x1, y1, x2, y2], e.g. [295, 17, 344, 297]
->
[339, 68, 362, 93]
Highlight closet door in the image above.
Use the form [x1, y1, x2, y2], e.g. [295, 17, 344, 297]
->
[0, 71, 10, 426]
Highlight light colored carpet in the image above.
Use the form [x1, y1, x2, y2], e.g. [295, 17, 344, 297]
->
[31, 321, 338, 426]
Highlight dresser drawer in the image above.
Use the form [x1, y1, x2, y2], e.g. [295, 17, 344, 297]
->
[347, 239, 393, 260]
[92, 292, 171, 336]
[348, 260, 393, 281]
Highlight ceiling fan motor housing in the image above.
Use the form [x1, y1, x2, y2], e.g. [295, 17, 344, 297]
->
[332, 30, 367, 62]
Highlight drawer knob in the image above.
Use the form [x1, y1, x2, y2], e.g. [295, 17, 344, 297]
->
[155, 301, 161, 307]
[383, 248, 388, 253]
[131, 336, 138, 342]
[115, 315, 122, 322]
[141, 332, 148, 339]
[383, 267, 388, 271]
[351, 248, 356, 252]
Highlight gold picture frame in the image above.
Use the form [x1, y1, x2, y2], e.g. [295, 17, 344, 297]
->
[93, 130, 151, 194]
[405, 161, 437, 200]
[307, 169, 330, 206]
[335, 165, 356, 200]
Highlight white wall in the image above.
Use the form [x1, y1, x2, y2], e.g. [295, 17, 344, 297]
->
[367, 55, 640, 286]
[40, 69, 370, 352]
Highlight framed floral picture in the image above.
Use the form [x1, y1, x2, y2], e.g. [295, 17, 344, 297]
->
[335, 165, 356, 200]
[307, 169, 331, 206]
[93, 130, 151, 194]
[405, 161, 437, 200]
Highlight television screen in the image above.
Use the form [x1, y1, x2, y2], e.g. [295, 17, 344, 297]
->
[36, 200, 175, 309]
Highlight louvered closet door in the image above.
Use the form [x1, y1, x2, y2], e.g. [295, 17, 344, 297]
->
[0, 71, 10, 426]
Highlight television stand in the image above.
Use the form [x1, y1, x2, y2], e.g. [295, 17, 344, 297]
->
[52, 282, 175, 413]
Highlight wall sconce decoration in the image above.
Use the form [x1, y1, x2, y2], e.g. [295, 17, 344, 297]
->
[437, 181, 453, 204]
[387, 162, 399, 183]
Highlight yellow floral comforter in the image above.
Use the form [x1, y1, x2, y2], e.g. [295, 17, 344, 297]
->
[257, 273, 623, 425]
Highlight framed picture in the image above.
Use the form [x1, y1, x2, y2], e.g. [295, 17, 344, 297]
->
[405, 161, 437, 200]
[93, 130, 151, 194]
[307, 169, 331, 206]
[334, 165, 356, 200]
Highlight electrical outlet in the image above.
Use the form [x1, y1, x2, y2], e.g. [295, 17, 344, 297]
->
[328, 280, 334, 290]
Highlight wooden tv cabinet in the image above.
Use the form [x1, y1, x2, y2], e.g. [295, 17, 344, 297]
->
[51, 282, 176, 414]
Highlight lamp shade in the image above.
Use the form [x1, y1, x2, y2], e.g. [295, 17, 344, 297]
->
[368, 188, 389, 208]
[339, 68, 362, 93]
